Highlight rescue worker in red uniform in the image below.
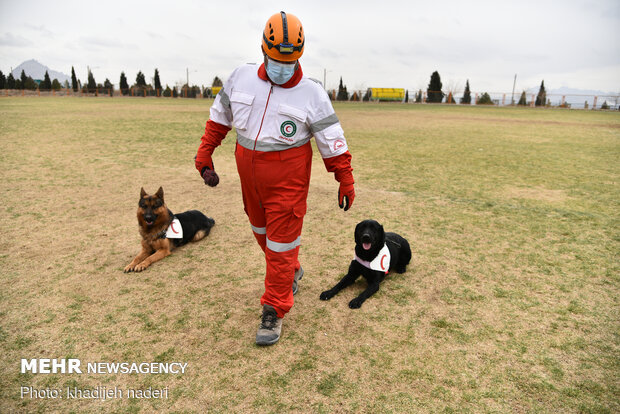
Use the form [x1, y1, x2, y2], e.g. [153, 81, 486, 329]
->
[195, 11, 355, 346]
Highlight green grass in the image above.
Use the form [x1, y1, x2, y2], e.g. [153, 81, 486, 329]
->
[0, 97, 618, 413]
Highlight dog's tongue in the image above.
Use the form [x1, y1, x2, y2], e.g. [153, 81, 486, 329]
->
[363, 242, 371, 250]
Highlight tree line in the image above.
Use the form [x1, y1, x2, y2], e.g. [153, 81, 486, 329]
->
[0, 69, 65, 91]
[1, 66, 605, 109]
[0, 66, 224, 98]
[334, 71, 550, 106]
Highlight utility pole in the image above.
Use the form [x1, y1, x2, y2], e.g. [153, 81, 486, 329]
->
[511, 74, 517, 105]
[323, 68, 332, 90]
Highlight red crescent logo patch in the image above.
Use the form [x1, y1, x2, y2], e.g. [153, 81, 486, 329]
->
[380, 254, 387, 271]
[170, 222, 179, 234]
[333, 139, 345, 151]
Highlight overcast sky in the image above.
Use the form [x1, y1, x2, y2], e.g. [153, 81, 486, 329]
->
[0, 0, 618, 94]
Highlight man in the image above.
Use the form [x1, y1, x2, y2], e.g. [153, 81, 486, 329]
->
[195, 11, 355, 346]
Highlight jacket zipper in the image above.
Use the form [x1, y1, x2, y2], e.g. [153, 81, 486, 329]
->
[253, 85, 273, 152]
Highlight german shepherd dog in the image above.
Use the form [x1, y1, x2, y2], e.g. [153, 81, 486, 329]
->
[320, 219, 411, 308]
[124, 187, 215, 273]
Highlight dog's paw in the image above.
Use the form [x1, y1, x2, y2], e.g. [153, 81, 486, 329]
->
[320, 290, 334, 301]
[123, 264, 134, 273]
[133, 262, 148, 272]
[348, 298, 364, 309]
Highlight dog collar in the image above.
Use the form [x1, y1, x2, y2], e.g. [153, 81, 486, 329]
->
[355, 243, 390, 274]
[165, 218, 183, 239]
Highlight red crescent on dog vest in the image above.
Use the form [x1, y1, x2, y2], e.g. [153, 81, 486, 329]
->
[165, 218, 183, 239]
[355, 244, 390, 274]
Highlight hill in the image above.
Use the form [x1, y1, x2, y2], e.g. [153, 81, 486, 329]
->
[10, 59, 70, 83]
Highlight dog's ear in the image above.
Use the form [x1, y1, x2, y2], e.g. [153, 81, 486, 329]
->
[156, 187, 164, 200]
[140, 187, 147, 198]
[379, 223, 386, 241]
[354, 221, 363, 240]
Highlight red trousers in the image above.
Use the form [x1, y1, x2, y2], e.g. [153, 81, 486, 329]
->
[235, 142, 312, 318]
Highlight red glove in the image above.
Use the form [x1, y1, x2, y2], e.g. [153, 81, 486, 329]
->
[323, 151, 355, 212]
[338, 182, 355, 211]
[201, 167, 220, 187]
[195, 120, 230, 184]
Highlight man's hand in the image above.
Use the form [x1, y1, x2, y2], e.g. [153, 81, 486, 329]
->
[338, 182, 355, 211]
[202, 167, 220, 187]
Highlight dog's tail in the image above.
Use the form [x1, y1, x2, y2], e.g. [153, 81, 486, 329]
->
[192, 215, 215, 242]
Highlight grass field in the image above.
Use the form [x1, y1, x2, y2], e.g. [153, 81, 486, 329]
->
[0, 97, 618, 413]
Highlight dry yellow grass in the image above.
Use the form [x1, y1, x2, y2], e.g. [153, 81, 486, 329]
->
[0, 97, 618, 413]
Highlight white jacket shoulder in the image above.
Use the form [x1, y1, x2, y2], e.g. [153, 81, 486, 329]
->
[228, 63, 259, 82]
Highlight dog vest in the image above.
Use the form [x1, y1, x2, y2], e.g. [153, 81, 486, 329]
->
[165, 218, 183, 239]
[355, 244, 390, 274]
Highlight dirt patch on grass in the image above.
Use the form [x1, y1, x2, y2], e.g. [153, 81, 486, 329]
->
[503, 186, 568, 202]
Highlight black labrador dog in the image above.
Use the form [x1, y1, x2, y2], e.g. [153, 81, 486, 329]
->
[320, 219, 411, 308]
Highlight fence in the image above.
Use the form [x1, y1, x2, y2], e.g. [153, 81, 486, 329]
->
[332, 89, 620, 110]
[0, 87, 218, 99]
[2, 87, 619, 110]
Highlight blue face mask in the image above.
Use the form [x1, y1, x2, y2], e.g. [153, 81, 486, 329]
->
[266, 58, 296, 85]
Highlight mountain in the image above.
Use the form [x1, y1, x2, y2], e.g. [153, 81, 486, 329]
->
[11, 59, 71, 83]
[548, 86, 616, 97]
[522, 85, 618, 108]
[525, 86, 616, 97]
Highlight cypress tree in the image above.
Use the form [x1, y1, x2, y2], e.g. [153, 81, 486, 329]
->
[71, 67, 78, 92]
[104, 78, 114, 95]
[0, 70, 5, 89]
[7, 73, 15, 89]
[461, 80, 471, 104]
[518, 91, 527, 106]
[135, 71, 146, 88]
[120, 72, 129, 95]
[212, 76, 223, 87]
[42, 71, 52, 90]
[87, 70, 96, 92]
[337, 77, 349, 101]
[535, 80, 546, 107]
[154, 69, 162, 93]
[427, 71, 444, 103]
[20, 70, 27, 89]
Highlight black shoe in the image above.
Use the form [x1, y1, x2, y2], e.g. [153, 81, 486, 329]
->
[256, 305, 282, 346]
[292, 266, 304, 296]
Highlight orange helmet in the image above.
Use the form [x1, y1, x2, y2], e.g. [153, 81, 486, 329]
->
[262, 11, 304, 62]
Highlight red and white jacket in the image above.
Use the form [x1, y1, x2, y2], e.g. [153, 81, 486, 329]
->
[196, 63, 353, 185]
